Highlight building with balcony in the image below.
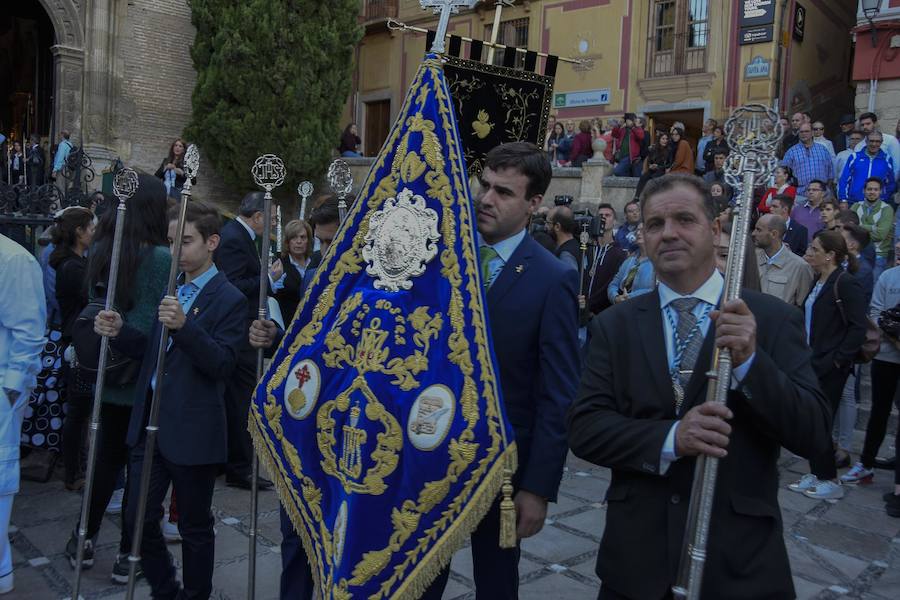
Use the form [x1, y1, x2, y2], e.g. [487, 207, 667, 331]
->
[853, 0, 900, 128]
[347, 0, 856, 151]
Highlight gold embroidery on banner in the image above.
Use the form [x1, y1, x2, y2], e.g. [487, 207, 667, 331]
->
[249, 60, 515, 600]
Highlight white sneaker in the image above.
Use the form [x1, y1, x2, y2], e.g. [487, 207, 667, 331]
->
[162, 519, 181, 543]
[0, 571, 13, 594]
[106, 487, 124, 515]
[788, 473, 819, 493]
[804, 479, 845, 500]
[840, 462, 874, 484]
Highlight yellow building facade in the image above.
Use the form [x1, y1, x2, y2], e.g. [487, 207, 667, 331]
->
[349, 0, 856, 152]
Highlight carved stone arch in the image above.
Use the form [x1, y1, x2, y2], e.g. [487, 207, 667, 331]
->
[34, 0, 85, 143]
[38, 0, 84, 49]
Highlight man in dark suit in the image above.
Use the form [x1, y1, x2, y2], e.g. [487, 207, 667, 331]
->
[833, 114, 857, 154]
[214, 192, 274, 489]
[568, 173, 830, 600]
[421, 142, 580, 599]
[100, 202, 247, 598]
[771, 194, 808, 257]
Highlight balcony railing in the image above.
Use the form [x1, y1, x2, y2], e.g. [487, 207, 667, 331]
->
[361, 0, 398, 23]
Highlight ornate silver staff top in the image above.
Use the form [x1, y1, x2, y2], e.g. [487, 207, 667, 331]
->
[327, 159, 353, 222]
[112, 167, 140, 203]
[722, 104, 783, 194]
[251, 154, 287, 196]
[420, 0, 481, 54]
[182, 144, 201, 195]
[298, 180, 314, 219]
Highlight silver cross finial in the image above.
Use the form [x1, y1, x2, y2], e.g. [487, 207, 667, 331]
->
[420, 1, 481, 54]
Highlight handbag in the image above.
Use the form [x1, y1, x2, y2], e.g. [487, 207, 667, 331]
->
[834, 272, 880, 363]
[70, 300, 141, 387]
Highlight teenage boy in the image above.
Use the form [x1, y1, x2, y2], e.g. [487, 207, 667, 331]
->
[95, 202, 247, 598]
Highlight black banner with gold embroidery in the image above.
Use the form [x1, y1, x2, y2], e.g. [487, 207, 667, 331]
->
[438, 46, 555, 178]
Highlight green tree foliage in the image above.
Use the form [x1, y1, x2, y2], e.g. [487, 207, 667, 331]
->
[187, 0, 361, 194]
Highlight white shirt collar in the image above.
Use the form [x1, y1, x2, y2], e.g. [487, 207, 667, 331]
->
[237, 216, 256, 241]
[766, 243, 786, 264]
[658, 269, 723, 309]
[479, 228, 526, 264]
[289, 255, 307, 270]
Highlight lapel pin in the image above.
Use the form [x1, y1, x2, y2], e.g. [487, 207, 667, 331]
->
[192, 307, 200, 315]
[515, 264, 524, 273]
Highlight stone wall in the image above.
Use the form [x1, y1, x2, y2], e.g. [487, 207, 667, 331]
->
[114, 0, 235, 207]
[855, 79, 900, 131]
[346, 157, 638, 217]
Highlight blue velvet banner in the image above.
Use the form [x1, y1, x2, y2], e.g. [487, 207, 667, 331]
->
[250, 55, 517, 600]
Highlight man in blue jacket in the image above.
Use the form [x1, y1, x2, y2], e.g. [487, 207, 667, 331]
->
[98, 202, 247, 599]
[838, 131, 896, 205]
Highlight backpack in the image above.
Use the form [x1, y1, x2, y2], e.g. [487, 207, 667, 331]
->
[834, 272, 880, 363]
[70, 300, 141, 387]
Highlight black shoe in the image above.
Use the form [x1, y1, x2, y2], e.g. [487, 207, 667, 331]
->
[884, 491, 900, 502]
[835, 449, 852, 469]
[886, 493, 900, 518]
[111, 554, 143, 585]
[874, 455, 896, 470]
[225, 474, 273, 491]
[65, 530, 94, 570]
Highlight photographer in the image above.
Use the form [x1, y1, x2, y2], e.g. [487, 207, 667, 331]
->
[548, 205, 581, 272]
[581, 203, 627, 316]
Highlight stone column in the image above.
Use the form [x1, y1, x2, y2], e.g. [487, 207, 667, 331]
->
[80, 0, 119, 170]
[50, 45, 84, 145]
[578, 156, 613, 212]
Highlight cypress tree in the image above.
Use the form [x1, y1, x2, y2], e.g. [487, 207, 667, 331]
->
[187, 0, 361, 194]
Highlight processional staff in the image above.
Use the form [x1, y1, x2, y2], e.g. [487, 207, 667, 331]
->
[247, 153, 287, 600]
[672, 105, 782, 600]
[125, 145, 201, 599]
[70, 167, 140, 600]
[327, 158, 353, 222]
[297, 180, 313, 220]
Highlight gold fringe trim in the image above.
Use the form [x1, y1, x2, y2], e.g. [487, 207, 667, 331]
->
[390, 443, 518, 600]
[249, 414, 326, 598]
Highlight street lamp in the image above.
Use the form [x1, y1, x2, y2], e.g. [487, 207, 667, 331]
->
[862, 0, 882, 47]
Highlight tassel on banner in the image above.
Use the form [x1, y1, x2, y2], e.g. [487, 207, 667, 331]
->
[498, 467, 517, 549]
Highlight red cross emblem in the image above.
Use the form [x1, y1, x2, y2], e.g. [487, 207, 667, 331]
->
[294, 365, 311, 386]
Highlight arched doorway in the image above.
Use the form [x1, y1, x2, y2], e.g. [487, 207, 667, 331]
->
[1, 0, 83, 154]
[0, 5, 55, 145]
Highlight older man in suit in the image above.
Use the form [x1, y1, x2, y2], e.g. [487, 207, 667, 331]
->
[568, 174, 830, 600]
[421, 142, 580, 599]
[214, 192, 274, 489]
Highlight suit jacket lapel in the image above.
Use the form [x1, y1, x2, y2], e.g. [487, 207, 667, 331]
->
[636, 291, 676, 409]
[487, 236, 533, 306]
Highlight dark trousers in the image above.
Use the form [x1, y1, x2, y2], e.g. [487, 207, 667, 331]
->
[80, 403, 131, 554]
[224, 348, 256, 479]
[125, 442, 218, 600]
[280, 506, 314, 600]
[810, 368, 851, 481]
[62, 384, 90, 484]
[598, 586, 674, 600]
[862, 360, 900, 483]
[419, 499, 520, 600]
[634, 168, 665, 198]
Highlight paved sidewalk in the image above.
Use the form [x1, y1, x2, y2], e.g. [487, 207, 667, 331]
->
[6, 444, 900, 599]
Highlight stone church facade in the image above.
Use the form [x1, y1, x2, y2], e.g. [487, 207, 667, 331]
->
[36, 0, 229, 202]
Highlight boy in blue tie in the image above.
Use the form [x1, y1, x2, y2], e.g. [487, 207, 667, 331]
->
[96, 201, 247, 598]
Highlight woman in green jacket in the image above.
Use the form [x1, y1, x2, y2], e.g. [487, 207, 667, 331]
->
[65, 173, 170, 582]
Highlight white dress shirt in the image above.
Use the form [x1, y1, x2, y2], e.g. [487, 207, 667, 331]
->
[657, 269, 755, 473]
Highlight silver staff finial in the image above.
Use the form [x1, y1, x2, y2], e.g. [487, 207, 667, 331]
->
[112, 168, 139, 203]
[184, 144, 201, 180]
[723, 104, 782, 194]
[298, 180, 314, 219]
[420, 0, 481, 54]
[252, 154, 287, 195]
[327, 159, 354, 222]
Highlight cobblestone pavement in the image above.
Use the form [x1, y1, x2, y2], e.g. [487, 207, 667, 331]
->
[7, 432, 900, 600]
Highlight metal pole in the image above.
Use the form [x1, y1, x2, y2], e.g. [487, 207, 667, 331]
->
[70, 168, 139, 600]
[248, 154, 286, 599]
[486, 1, 511, 64]
[672, 106, 781, 600]
[125, 146, 199, 600]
